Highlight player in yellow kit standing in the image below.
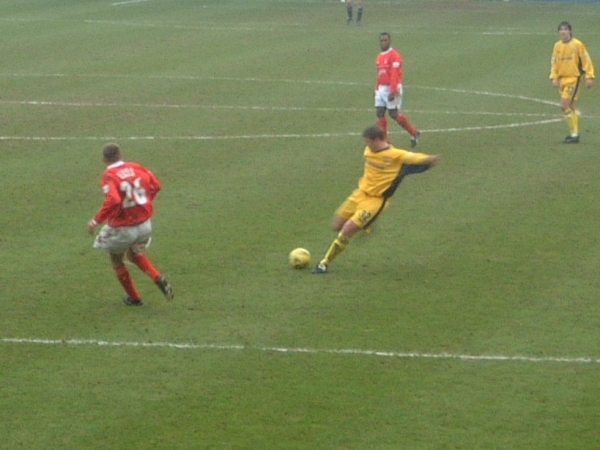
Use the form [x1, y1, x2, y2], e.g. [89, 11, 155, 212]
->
[550, 21, 595, 144]
[312, 125, 440, 274]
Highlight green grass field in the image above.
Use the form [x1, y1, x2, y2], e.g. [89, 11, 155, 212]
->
[1, 0, 600, 448]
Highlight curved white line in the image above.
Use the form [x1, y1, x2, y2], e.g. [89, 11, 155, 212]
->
[0, 119, 563, 142]
[2, 338, 598, 364]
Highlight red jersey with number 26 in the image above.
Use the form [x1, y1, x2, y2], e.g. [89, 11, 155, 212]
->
[93, 161, 161, 227]
[376, 47, 403, 94]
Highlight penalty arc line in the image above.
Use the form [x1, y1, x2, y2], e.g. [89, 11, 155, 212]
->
[0, 99, 566, 117]
[112, 0, 151, 6]
[9, 99, 596, 119]
[0, 77, 583, 138]
[0, 118, 565, 142]
[2, 338, 599, 364]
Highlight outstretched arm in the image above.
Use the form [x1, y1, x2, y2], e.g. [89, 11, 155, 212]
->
[383, 155, 441, 199]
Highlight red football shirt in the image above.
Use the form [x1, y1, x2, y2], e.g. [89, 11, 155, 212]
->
[94, 161, 161, 227]
[376, 47, 404, 94]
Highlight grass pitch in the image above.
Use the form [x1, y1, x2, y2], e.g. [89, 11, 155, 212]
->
[1, 1, 599, 449]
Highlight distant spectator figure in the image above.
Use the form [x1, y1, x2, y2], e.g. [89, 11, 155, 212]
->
[346, 0, 364, 25]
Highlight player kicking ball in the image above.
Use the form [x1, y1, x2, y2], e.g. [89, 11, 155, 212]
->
[313, 125, 439, 274]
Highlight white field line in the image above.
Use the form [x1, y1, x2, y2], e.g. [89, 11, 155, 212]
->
[85, 19, 262, 32]
[0, 72, 585, 109]
[1, 99, 567, 118]
[2, 337, 598, 364]
[78, 19, 570, 35]
[109, 0, 354, 7]
[111, 0, 151, 6]
[0, 14, 582, 34]
[1, 75, 590, 138]
[0, 72, 559, 105]
[0, 72, 368, 86]
[0, 93, 569, 140]
[0, 119, 564, 142]
[413, 85, 560, 108]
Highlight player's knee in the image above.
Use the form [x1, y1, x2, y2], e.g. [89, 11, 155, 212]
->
[331, 217, 345, 232]
[125, 249, 136, 262]
[109, 252, 125, 266]
[341, 221, 361, 238]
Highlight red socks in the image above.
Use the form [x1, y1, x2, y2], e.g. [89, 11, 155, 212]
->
[130, 253, 160, 282]
[396, 114, 417, 137]
[377, 117, 388, 136]
[378, 115, 417, 140]
[113, 264, 140, 301]
[113, 254, 161, 302]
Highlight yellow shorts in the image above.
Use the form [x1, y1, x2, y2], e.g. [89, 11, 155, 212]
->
[335, 189, 389, 230]
[559, 77, 582, 101]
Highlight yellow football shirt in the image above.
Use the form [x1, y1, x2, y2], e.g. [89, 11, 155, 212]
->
[358, 145, 432, 197]
[550, 38, 595, 80]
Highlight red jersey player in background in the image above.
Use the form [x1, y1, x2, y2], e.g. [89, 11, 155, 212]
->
[87, 143, 173, 306]
[375, 32, 420, 148]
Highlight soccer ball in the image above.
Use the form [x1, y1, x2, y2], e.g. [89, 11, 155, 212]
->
[289, 248, 311, 269]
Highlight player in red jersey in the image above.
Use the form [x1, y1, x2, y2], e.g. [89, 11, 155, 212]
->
[87, 143, 173, 306]
[375, 32, 420, 148]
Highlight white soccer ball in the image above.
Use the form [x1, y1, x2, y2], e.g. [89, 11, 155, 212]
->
[289, 248, 311, 269]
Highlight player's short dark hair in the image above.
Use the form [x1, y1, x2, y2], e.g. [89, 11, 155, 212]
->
[379, 32, 391, 39]
[102, 143, 122, 163]
[558, 21, 572, 32]
[362, 125, 386, 141]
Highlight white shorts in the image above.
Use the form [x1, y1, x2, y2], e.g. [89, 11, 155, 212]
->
[375, 84, 404, 110]
[93, 219, 152, 254]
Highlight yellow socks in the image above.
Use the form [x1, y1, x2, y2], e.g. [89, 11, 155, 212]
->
[321, 233, 350, 265]
[564, 108, 579, 136]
